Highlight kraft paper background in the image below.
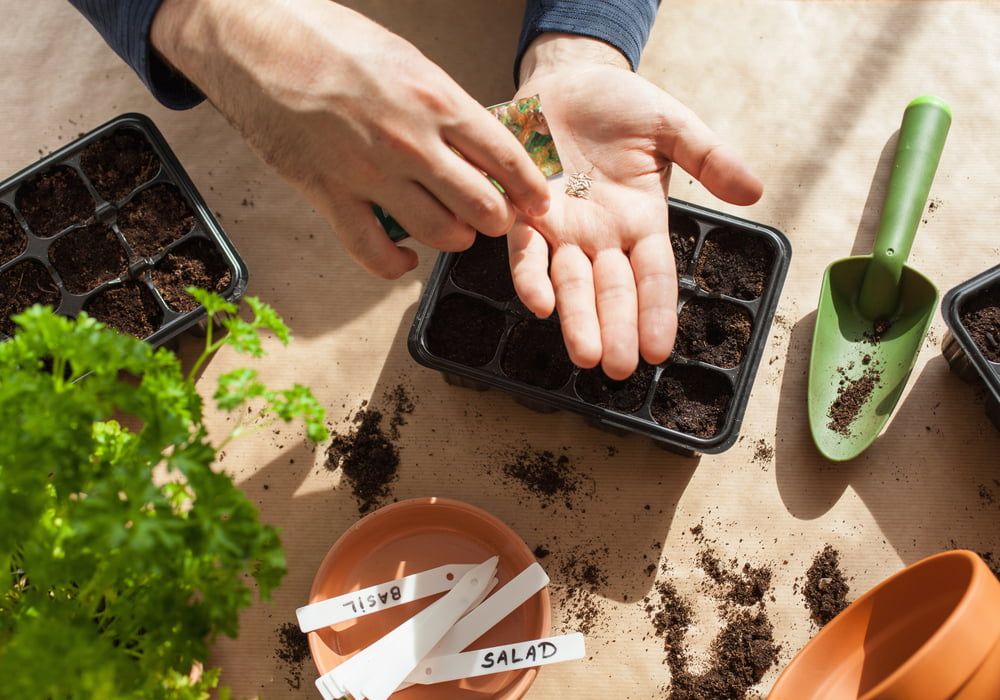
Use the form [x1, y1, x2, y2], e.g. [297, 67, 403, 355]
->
[4, 1, 998, 697]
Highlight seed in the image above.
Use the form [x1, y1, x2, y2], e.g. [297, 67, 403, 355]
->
[565, 170, 594, 200]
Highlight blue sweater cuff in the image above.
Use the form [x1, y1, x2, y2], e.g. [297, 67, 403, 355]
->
[70, 0, 204, 110]
[516, 0, 660, 83]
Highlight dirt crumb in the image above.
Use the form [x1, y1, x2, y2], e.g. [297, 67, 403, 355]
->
[803, 545, 851, 626]
[556, 547, 611, 635]
[274, 622, 310, 690]
[751, 439, 774, 465]
[828, 366, 882, 436]
[326, 385, 414, 513]
[500, 449, 581, 508]
[645, 546, 780, 699]
[698, 548, 773, 607]
[863, 319, 892, 346]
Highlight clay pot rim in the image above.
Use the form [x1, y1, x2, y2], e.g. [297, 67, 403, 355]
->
[771, 549, 1000, 699]
[306, 496, 550, 700]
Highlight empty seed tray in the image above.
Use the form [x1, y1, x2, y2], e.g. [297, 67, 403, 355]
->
[407, 199, 791, 456]
[941, 263, 1000, 431]
[0, 113, 247, 345]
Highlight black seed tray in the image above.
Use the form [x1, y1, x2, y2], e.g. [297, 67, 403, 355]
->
[0, 113, 247, 345]
[941, 263, 1000, 431]
[407, 199, 791, 456]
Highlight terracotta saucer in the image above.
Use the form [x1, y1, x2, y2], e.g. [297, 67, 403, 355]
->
[307, 497, 550, 699]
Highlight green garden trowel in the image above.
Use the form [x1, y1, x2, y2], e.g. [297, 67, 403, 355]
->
[808, 96, 952, 461]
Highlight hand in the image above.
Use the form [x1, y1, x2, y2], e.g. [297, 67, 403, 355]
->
[152, 0, 550, 279]
[512, 35, 763, 379]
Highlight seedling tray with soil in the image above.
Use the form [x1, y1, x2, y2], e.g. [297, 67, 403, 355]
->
[941, 264, 1000, 431]
[408, 199, 791, 456]
[0, 114, 246, 345]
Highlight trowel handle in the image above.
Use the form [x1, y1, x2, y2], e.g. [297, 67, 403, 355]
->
[858, 96, 951, 320]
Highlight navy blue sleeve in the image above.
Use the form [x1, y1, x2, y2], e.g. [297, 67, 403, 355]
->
[69, 0, 204, 110]
[516, 0, 660, 80]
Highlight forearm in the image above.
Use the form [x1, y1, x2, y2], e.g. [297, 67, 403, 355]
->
[151, 0, 366, 117]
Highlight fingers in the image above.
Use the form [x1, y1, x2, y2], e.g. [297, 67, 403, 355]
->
[381, 182, 476, 252]
[443, 111, 550, 217]
[321, 194, 418, 279]
[653, 96, 764, 206]
[593, 249, 639, 380]
[508, 221, 555, 318]
[550, 244, 601, 368]
[422, 149, 517, 236]
[631, 233, 678, 365]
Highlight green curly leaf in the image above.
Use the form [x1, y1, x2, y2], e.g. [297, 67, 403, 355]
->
[185, 287, 237, 316]
[245, 296, 291, 344]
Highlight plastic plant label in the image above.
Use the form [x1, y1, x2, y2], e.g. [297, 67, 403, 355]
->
[400, 561, 549, 687]
[317, 557, 499, 700]
[410, 633, 586, 685]
[296, 563, 476, 632]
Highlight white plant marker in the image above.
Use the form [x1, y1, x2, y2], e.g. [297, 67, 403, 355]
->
[410, 633, 586, 684]
[400, 562, 549, 687]
[296, 563, 477, 632]
[316, 557, 498, 700]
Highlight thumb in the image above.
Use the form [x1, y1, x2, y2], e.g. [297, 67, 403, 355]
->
[652, 94, 764, 206]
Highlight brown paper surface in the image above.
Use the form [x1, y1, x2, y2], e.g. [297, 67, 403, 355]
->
[4, 1, 999, 697]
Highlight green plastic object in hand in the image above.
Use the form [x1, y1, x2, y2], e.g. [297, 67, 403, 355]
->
[807, 96, 951, 461]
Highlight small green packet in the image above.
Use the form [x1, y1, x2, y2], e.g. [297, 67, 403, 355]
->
[375, 95, 563, 242]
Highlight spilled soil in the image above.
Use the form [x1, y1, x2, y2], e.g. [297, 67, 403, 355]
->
[802, 545, 851, 626]
[273, 622, 310, 691]
[498, 449, 582, 509]
[644, 535, 781, 699]
[326, 385, 415, 514]
[828, 364, 882, 436]
[556, 544, 613, 636]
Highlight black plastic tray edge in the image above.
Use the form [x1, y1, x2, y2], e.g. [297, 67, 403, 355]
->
[0, 112, 249, 347]
[406, 197, 792, 455]
[940, 263, 1000, 409]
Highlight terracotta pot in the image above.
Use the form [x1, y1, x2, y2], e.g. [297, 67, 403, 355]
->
[770, 549, 1000, 699]
[307, 497, 550, 700]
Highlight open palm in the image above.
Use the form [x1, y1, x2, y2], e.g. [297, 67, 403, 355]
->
[508, 65, 762, 379]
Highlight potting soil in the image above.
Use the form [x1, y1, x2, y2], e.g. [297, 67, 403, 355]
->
[802, 545, 851, 626]
[644, 537, 780, 699]
[326, 385, 415, 514]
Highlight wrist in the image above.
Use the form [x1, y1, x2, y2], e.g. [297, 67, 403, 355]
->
[150, 0, 220, 84]
[519, 33, 630, 85]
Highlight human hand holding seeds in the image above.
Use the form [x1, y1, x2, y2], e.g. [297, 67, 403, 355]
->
[510, 34, 764, 379]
